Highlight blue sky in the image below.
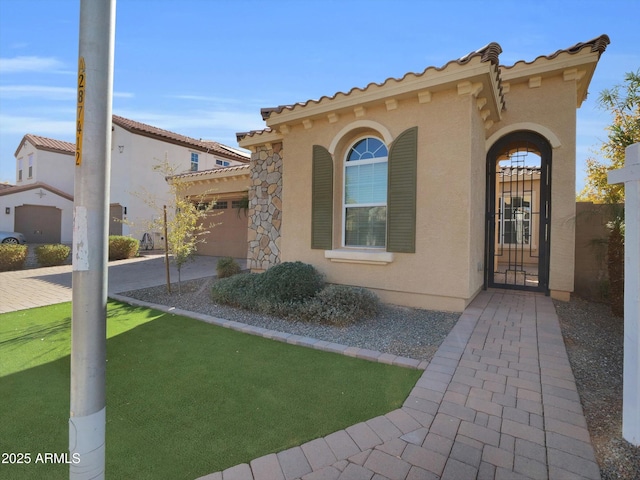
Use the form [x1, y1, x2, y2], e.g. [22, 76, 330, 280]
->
[1, 0, 638, 191]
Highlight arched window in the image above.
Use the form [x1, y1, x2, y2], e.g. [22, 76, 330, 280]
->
[344, 137, 388, 247]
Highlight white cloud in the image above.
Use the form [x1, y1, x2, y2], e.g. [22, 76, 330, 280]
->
[0, 56, 66, 73]
[168, 94, 266, 107]
[0, 114, 75, 136]
[0, 85, 134, 100]
[0, 85, 75, 100]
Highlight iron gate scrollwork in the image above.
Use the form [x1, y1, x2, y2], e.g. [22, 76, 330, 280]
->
[486, 131, 551, 293]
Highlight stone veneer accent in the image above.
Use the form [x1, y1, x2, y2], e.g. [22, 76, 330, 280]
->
[247, 142, 283, 271]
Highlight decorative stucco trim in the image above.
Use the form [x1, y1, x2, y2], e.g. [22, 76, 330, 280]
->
[354, 106, 366, 118]
[237, 128, 284, 149]
[529, 76, 542, 88]
[418, 90, 432, 103]
[325, 249, 394, 265]
[328, 120, 394, 155]
[486, 123, 562, 151]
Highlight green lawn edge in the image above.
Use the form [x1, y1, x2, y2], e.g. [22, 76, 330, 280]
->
[0, 300, 421, 479]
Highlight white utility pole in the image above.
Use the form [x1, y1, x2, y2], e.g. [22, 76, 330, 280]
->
[70, 1, 116, 478]
[609, 142, 640, 447]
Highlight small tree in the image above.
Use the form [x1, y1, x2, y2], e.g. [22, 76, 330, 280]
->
[578, 71, 638, 316]
[578, 70, 639, 203]
[163, 179, 217, 291]
[132, 157, 219, 293]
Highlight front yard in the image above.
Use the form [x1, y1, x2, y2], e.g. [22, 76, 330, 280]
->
[0, 301, 421, 479]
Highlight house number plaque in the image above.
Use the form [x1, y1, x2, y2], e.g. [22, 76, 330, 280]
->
[75, 57, 85, 166]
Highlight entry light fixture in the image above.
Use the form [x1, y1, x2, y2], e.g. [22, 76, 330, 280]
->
[5, 207, 9, 214]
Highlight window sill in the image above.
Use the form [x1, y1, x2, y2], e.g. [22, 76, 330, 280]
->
[325, 249, 394, 265]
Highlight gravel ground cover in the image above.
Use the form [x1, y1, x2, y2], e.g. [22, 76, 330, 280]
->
[121, 276, 459, 363]
[121, 278, 639, 478]
[555, 297, 640, 480]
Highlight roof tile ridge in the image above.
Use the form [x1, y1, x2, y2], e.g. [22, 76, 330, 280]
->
[501, 34, 610, 70]
[261, 42, 503, 121]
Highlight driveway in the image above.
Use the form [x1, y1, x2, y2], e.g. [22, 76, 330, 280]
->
[0, 254, 240, 314]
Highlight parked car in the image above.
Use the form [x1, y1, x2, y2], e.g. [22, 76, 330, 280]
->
[0, 231, 26, 244]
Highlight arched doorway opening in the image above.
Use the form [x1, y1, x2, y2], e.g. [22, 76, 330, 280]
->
[486, 131, 552, 292]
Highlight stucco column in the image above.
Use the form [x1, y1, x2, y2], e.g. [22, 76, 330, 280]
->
[608, 142, 640, 446]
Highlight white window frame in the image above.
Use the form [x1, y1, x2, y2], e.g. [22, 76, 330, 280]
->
[17, 158, 23, 182]
[28, 154, 33, 179]
[342, 136, 388, 249]
[497, 192, 536, 249]
[190, 152, 199, 172]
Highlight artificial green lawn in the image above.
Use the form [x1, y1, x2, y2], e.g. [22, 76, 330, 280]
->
[0, 301, 421, 479]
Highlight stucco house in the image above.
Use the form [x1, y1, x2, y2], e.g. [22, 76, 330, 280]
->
[235, 35, 610, 312]
[168, 165, 252, 258]
[0, 115, 249, 249]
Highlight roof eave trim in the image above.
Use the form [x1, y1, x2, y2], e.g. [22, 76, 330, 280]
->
[237, 129, 284, 149]
[264, 61, 501, 127]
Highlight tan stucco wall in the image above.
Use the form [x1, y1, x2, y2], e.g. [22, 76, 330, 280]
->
[176, 174, 250, 258]
[488, 75, 577, 296]
[240, 50, 598, 310]
[278, 90, 484, 311]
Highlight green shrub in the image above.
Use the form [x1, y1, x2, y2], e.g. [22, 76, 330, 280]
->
[211, 262, 325, 313]
[0, 244, 28, 271]
[35, 244, 71, 267]
[300, 285, 380, 326]
[259, 261, 325, 304]
[211, 273, 261, 309]
[108, 236, 139, 261]
[216, 256, 241, 279]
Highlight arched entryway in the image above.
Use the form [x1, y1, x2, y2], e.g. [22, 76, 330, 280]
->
[485, 131, 552, 293]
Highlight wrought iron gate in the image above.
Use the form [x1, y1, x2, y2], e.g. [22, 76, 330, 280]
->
[486, 132, 551, 292]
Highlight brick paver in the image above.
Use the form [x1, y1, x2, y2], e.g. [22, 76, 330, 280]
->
[195, 290, 601, 480]
[3, 267, 602, 480]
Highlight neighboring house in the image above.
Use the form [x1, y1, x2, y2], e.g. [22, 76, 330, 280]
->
[494, 166, 541, 287]
[0, 116, 249, 248]
[168, 165, 251, 258]
[235, 35, 609, 312]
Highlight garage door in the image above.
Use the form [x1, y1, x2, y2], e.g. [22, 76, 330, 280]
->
[196, 199, 248, 258]
[15, 205, 62, 243]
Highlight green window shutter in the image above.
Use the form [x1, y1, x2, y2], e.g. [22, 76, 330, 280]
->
[387, 127, 417, 253]
[311, 145, 333, 250]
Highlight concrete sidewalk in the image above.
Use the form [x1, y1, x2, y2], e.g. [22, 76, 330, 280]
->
[0, 254, 238, 313]
[196, 290, 600, 480]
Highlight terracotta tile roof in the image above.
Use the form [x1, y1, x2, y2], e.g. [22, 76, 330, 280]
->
[240, 35, 609, 144]
[15, 116, 250, 162]
[15, 134, 75, 157]
[0, 183, 15, 190]
[170, 163, 251, 180]
[0, 181, 73, 201]
[112, 115, 250, 162]
[499, 166, 541, 177]
[236, 128, 275, 143]
[501, 34, 610, 72]
[259, 42, 503, 121]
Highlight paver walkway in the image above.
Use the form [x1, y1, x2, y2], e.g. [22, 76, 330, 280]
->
[195, 290, 600, 480]
[1, 261, 601, 479]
